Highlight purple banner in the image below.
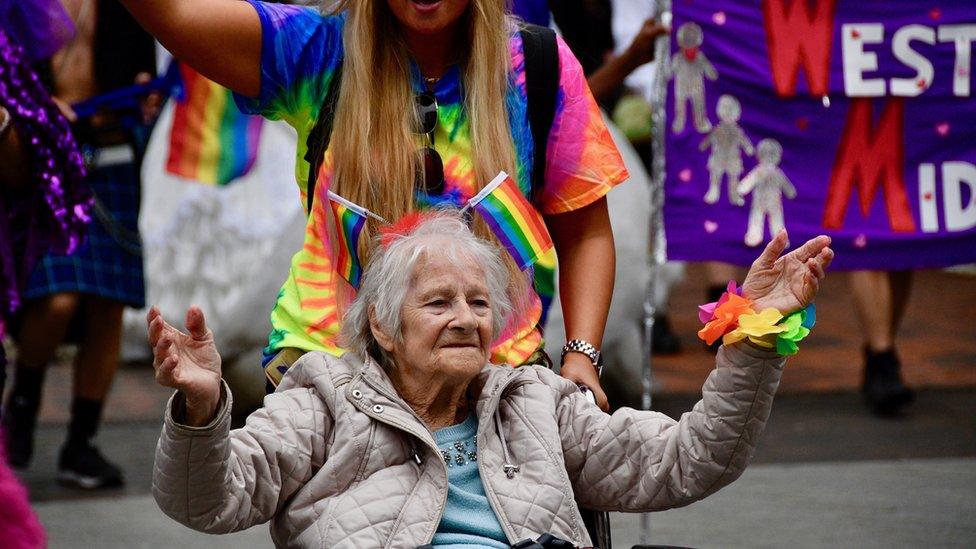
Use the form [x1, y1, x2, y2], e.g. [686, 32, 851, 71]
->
[664, 1, 976, 270]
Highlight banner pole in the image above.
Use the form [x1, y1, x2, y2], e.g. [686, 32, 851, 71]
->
[637, 1, 671, 546]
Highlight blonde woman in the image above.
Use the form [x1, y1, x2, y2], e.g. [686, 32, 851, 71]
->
[121, 0, 630, 409]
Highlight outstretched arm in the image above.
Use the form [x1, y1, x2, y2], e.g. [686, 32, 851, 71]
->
[560, 233, 833, 511]
[546, 197, 615, 412]
[558, 342, 785, 511]
[148, 307, 328, 533]
[118, 0, 261, 96]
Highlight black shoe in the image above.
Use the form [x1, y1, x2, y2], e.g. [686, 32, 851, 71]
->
[652, 315, 681, 355]
[862, 347, 915, 417]
[57, 442, 125, 489]
[2, 394, 40, 468]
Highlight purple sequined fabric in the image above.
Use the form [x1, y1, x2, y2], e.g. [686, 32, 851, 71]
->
[0, 29, 92, 337]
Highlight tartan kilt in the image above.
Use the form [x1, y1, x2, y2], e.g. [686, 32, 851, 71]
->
[23, 158, 146, 308]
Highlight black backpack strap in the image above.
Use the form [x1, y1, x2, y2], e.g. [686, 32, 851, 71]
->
[303, 63, 344, 215]
[519, 24, 560, 203]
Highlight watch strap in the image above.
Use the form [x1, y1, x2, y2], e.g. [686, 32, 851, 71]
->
[561, 339, 603, 377]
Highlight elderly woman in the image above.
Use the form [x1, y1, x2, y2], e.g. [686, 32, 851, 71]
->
[147, 212, 833, 548]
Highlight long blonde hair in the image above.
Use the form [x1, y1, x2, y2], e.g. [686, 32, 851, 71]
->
[327, 0, 518, 260]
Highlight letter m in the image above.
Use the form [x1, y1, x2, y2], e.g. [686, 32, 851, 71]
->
[824, 99, 916, 232]
[762, 0, 836, 97]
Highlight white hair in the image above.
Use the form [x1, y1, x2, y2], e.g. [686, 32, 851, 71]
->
[341, 212, 517, 368]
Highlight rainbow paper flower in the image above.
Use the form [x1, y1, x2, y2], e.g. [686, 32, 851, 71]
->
[697, 292, 755, 345]
[698, 280, 744, 324]
[776, 304, 816, 355]
[723, 308, 786, 347]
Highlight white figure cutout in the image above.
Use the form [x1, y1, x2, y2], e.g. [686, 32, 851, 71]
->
[670, 22, 717, 134]
[738, 139, 796, 247]
[700, 95, 753, 206]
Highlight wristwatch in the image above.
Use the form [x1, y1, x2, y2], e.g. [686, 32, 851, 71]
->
[561, 339, 603, 377]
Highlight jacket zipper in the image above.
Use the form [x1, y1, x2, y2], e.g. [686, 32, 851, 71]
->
[354, 375, 451, 546]
[476, 375, 534, 544]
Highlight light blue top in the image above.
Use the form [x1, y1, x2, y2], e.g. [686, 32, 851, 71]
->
[432, 414, 509, 549]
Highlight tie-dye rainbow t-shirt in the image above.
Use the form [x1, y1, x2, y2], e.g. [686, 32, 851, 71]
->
[235, 1, 627, 367]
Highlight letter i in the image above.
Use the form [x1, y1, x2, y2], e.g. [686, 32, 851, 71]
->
[919, 163, 939, 233]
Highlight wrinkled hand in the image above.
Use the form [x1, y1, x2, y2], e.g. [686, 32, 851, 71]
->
[560, 354, 609, 412]
[742, 230, 834, 315]
[147, 306, 222, 426]
[623, 19, 670, 69]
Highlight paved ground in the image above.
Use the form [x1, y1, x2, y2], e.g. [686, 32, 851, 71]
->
[32, 457, 976, 548]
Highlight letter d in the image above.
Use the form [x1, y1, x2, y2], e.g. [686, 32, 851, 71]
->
[943, 162, 976, 232]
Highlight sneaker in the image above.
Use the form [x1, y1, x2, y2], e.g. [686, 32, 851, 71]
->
[2, 394, 39, 468]
[862, 347, 915, 417]
[57, 442, 125, 489]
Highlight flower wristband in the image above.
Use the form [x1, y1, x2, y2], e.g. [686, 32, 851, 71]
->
[697, 281, 816, 356]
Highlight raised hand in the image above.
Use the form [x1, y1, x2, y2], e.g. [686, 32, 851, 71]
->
[147, 305, 222, 426]
[742, 230, 834, 315]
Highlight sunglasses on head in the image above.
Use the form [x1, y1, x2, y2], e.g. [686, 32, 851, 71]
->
[415, 91, 445, 196]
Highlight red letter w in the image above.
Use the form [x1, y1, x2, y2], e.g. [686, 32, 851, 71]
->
[823, 99, 915, 232]
[762, 0, 836, 97]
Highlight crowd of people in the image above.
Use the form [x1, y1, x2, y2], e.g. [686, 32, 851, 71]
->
[0, 0, 928, 547]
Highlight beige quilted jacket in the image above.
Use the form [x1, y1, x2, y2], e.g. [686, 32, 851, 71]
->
[153, 343, 785, 547]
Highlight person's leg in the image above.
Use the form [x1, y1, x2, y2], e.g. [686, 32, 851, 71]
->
[71, 296, 124, 402]
[849, 270, 896, 351]
[57, 295, 125, 488]
[889, 270, 914, 337]
[3, 293, 80, 467]
[849, 270, 914, 416]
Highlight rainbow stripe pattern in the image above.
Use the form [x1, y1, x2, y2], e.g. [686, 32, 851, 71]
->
[468, 172, 554, 271]
[329, 194, 367, 289]
[166, 63, 263, 185]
